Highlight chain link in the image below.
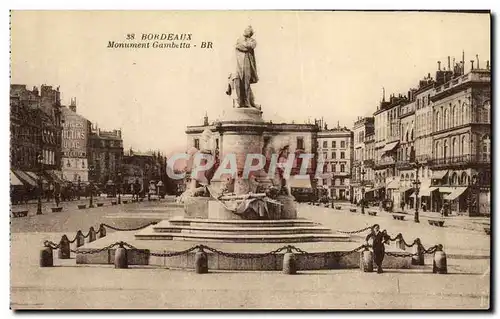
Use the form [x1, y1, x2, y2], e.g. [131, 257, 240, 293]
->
[100, 222, 157, 232]
[337, 225, 374, 235]
[70, 242, 122, 254]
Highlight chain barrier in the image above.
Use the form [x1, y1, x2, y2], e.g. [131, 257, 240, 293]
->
[43, 240, 60, 250]
[99, 222, 157, 232]
[71, 242, 124, 254]
[337, 225, 374, 235]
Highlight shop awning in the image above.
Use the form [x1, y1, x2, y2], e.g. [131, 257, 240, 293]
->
[10, 171, 23, 186]
[399, 186, 414, 194]
[383, 141, 399, 153]
[290, 176, 312, 189]
[26, 171, 48, 184]
[444, 187, 468, 200]
[413, 186, 438, 197]
[386, 179, 399, 189]
[438, 187, 454, 194]
[44, 171, 63, 184]
[365, 186, 383, 194]
[13, 170, 37, 187]
[432, 170, 449, 180]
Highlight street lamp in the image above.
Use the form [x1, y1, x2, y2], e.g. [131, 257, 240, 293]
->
[77, 175, 81, 200]
[412, 161, 422, 223]
[468, 174, 479, 216]
[88, 165, 95, 208]
[361, 169, 366, 214]
[36, 154, 43, 215]
[117, 172, 122, 204]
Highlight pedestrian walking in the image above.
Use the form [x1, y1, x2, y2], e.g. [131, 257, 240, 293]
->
[365, 224, 390, 274]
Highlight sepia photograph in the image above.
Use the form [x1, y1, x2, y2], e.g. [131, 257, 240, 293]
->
[8, 10, 491, 310]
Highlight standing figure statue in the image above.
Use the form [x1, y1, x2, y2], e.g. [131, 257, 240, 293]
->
[225, 26, 260, 109]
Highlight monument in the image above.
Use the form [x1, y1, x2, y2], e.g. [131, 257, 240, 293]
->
[77, 27, 410, 271]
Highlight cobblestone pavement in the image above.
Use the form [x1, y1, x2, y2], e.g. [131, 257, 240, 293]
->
[10, 201, 491, 309]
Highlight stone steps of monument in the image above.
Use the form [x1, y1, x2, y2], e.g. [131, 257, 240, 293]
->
[152, 225, 333, 235]
[167, 217, 318, 228]
[134, 229, 350, 243]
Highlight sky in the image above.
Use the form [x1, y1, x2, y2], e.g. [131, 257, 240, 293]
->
[10, 11, 490, 156]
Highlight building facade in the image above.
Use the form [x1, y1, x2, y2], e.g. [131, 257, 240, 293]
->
[351, 116, 374, 203]
[355, 54, 491, 215]
[10, 84, 63, 193]
[316, 123, 353, 201]
[88, 124, 124, 185]
[122, 149, 168, 194]
[61, 100, 89, 183]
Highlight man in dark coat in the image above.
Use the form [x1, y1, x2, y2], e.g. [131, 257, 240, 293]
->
[365, 224, 390, 273]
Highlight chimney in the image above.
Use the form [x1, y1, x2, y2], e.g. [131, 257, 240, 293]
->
[476, 54, 480, 69]
[437, 61, 441, 70]
[382, 87, 386, 102]
[470, 60, 475, 70]
[448, 56, 451, 70]
[69, 97, 77, 112]
[203, 112, 209, 126]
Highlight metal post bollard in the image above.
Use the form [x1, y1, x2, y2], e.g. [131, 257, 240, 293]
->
[361, 247, 374, 272]
[194, 247, 208, 274]
[40, 246, 53, 267]
[58, 235, 71, 259]
[114, 243, 128, 269]
[412, 238, 425, 266]
[87, 227, 97, 243]
[98, 224, 107, 239]
[395, 234, 405, 250]
[282, 252, 297, 275]
[76, 230, 85, 248]
[432, 244, 447, 274]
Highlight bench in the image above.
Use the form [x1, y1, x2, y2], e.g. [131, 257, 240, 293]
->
[484, 227, 490, 235]
[335, 206, 342, 210]
[368, 211, 377, 216]
[111, 201, 117, 206]
[51, 207, 63, 213]
[96, 203, 104, 207]
[122, 200, 129, 204]
[11, 210, 28, 218]
[349, 208, 357, 213]
[392, 214, 406, 221]
[139, 198, 144, 202]
[77, 204, 86, 210]
[427, 219, 445, 227]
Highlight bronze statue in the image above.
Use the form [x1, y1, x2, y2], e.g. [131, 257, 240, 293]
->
[226, 26, 260, 109]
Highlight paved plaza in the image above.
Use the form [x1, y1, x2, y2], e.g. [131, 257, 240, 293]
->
[10, 200, 490, 309]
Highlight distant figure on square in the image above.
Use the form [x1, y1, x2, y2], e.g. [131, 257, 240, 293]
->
[365, 224, 390, 273]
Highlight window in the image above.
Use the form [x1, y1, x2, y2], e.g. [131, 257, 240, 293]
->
[340, 152, 345, 159]
[322, 179, 327, 186]
[427, 94, 430, 105]
[340, 164, 345, 172]
[194, 138, 200, 149]
[296, 137, 304, 150]
[323, 141, 327, 148]
[340, 178, 345, 185]
[332, 141, 336, 148]
[323, 152, 327, 160]
[216, 138, 220, 149]
[332, 152, 336, 159]
[481, 135, 490, 162]
[341, 141, 345, 148]
[443, 140, 448, 159]
[332, 164, 336, 172]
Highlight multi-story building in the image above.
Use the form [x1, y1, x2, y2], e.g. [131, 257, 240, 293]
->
[356, 54, 491, 216]
[10, 84, 63, 193]
[88, 124, 124, 185]
[61, 100, 90, 183]
[429, 60, 491, 215]
[352, 116, 374, 203]
[373, 94, 406, 203]
[122, 148, 168, 194]
[316, 122, 353, 201]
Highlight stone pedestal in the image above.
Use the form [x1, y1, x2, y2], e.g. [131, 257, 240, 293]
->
[208, 200, 244, 220]
[183, 197, 210, 219]
[278, 195, 298, 219]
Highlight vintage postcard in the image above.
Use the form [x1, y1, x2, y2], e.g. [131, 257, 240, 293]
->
[9, 10, 491, 309]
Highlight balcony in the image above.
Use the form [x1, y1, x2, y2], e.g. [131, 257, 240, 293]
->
[396, 160, 413, 170]
[374, 157, 395, 169]
[415, 154, 431, 163]
[353, 160, 362, 167]
[363, 159, 375, 168]
[429, 154, 491, 169]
